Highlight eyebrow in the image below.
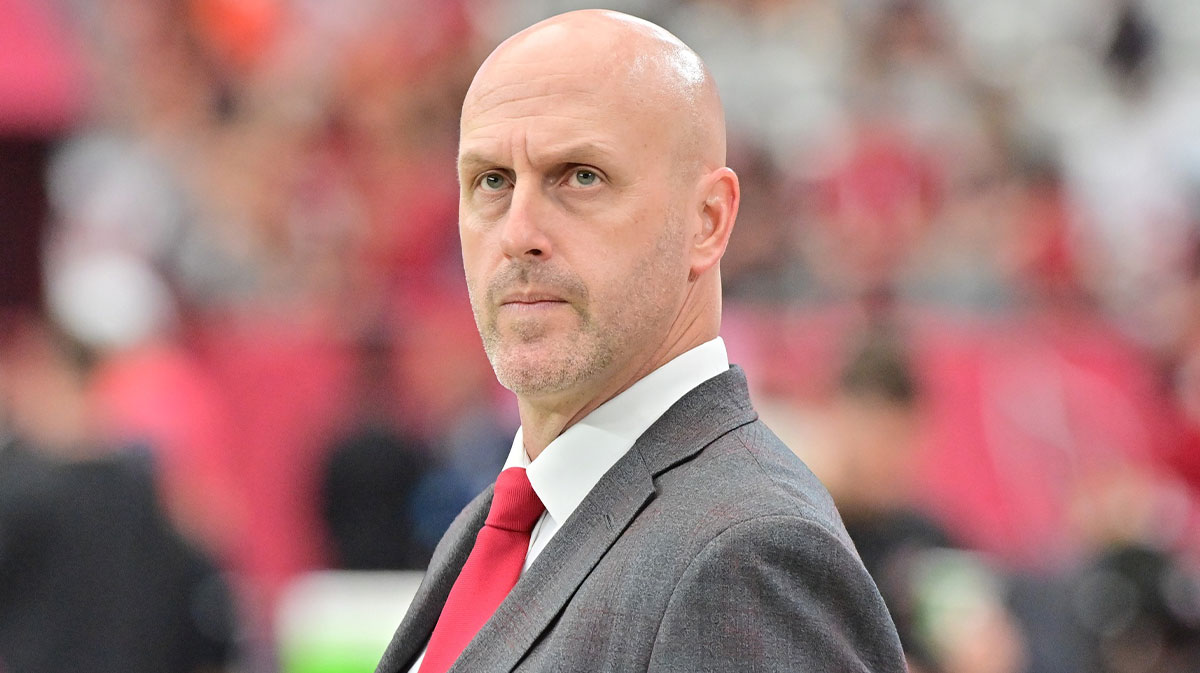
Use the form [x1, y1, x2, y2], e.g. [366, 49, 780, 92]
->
[457, 142, 619, 177]
[457, 151, 498, 179]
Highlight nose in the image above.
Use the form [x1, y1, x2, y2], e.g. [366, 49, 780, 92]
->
[499, 181, 552, 261]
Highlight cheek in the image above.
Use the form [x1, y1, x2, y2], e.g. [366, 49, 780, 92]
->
[589, 234, 683, 316]
[459, 223, 490, 280]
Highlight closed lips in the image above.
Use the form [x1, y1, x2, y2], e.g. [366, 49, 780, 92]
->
[501, 293, 568, 305]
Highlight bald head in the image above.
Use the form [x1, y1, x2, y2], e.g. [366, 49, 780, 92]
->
[462, 10, 727, 172]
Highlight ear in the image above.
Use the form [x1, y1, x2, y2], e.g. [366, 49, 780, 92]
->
[689, 167, 739, 280]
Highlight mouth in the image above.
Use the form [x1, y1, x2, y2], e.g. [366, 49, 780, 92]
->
[499, 290, 570, 308]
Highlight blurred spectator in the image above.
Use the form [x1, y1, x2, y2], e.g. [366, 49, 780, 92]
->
[828, 326, 950, 555]
[319, 321, 436, 570]
[320, 290, 511, 568]
[818, 326, 959, 670]
[0, 315, 238, 673]
[42, 139, 250, 564]
[321, 425, 435, 571]
[806, 120, 943, 297]
[1068, 543, 1200, 673]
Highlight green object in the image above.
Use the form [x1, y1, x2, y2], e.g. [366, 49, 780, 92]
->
[282, 641, 387, 673]
[275, 571, 424, 673]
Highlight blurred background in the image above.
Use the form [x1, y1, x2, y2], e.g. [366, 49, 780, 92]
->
[2, 0, 1200, 671]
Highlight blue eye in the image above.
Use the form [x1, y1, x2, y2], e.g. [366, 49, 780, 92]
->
[481, 173, 507, 191]
[572, 170, 597, 186]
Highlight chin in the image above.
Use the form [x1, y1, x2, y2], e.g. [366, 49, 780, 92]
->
[489, 339, 614, 399]
[492, 353, 577, 397]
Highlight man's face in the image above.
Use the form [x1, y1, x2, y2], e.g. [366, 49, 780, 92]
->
[458, 54, 692, 399]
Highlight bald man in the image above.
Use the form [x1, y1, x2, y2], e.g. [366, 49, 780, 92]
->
[376, 11, 905, 673]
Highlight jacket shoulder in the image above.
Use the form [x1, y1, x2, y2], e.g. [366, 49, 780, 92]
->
[655, 417, 856, 553]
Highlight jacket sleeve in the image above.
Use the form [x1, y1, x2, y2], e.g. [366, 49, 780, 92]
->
[647, 514, 907, 672]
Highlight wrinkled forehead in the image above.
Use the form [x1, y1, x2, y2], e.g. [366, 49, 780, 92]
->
[461, 65, 624, 129]
[460, 71, 664, 174]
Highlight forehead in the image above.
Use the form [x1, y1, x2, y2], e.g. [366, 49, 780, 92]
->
[458, 48, 675, 168]
[465, 76, 620, 138]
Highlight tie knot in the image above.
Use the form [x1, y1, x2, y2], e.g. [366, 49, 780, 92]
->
[486, 467, 544, 532]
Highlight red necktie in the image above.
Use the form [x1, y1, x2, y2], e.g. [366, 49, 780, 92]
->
[418, 467, 545, 673]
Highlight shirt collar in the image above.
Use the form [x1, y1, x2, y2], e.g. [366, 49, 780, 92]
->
[503, 337, 729, 525]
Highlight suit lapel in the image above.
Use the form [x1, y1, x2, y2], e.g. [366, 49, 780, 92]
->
[375, 487, 493, 673]
[448, 367, 758, 672]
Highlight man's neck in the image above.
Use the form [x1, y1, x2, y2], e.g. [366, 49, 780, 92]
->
[516, 337, 703, 460]
[516, 405, 579, 462]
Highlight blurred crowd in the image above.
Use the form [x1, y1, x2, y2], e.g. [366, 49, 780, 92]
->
[1, 0, 1199, 672]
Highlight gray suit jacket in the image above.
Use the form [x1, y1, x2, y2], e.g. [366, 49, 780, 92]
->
[376, 367, 906, 672]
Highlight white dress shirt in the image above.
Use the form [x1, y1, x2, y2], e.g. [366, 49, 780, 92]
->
[409, 337, 729, 672]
